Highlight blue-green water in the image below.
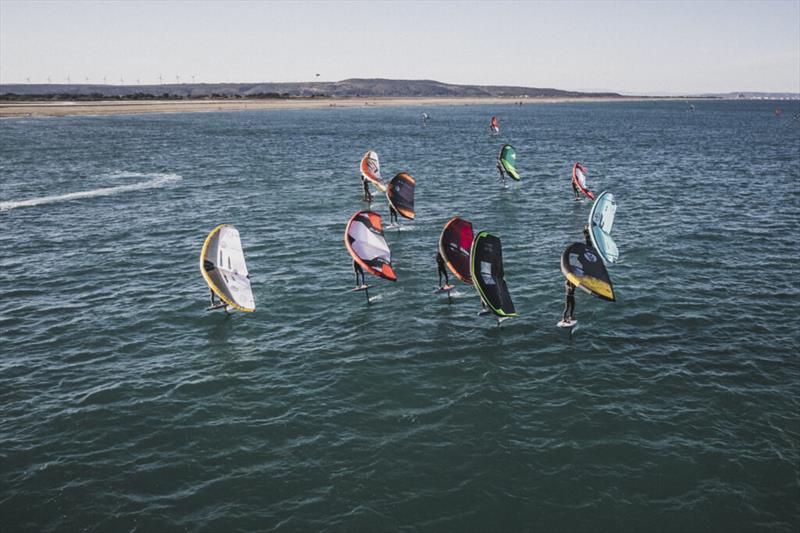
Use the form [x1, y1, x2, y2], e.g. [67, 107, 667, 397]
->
[1, 101, 798, 532]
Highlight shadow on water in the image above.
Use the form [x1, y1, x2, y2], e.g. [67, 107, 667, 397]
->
[205, 311, 235, 344]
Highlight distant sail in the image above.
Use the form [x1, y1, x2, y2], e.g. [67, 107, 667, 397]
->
[561, 242, 615, 301]
[439, 217, 474, 284]
[572, 163, 595, 200]
[387, 172, 416, 219]
[470, 231, 516, 317]
[588, 191, 619, 264]
[345, 210, 397, 281]
[499, 144, 520, 180]
[199, 224, 255, 312]
[360, 150, 387, 192]
[490, 115, 499, 133]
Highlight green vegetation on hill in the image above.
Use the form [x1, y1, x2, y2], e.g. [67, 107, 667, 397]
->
[0, 78, 623, 100]
[0, 91, 332, 102]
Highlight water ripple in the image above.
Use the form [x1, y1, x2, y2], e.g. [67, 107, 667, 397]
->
[1, 101, 798, 531]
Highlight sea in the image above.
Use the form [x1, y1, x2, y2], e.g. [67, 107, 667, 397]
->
[1, 100, 798, 532]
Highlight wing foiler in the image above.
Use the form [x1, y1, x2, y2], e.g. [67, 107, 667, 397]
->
[200, 224, 255, 312]
[439, 216, 474, 284]
[561, 242, 615, 301]
[572, 163, 595, 200]
[345, 210, 397, 281]
[588, 191, 619, 264]
[470, 231, 517, 318]
[360, 150, 387, 192]
[387, 172, 416, 219]
[499, 144, 520, 181]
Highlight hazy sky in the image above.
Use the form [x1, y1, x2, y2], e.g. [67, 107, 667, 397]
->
[1, 0, 798, 93]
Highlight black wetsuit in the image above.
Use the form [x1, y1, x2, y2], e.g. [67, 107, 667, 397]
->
[496, 161, 505, 181]
[362, 178, 372, 202]
[436, 252, 449, 287]
[353, 260, 365, 287]
[389, 205, 398, 225]
[572, 180, 581, 199]
[563, 280, 576, 321]
[584, 228, 592, 246]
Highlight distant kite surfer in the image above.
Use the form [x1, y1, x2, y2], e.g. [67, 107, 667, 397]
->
[436, 252, 450, 288]
[389, 204, 399, 226]
[563, 279, 576, 323]
[353, 260, 366, 288]
[361, 177, 373, 203]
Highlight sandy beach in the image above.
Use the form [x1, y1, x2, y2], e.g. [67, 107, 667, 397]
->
[0, 96, 656, 118]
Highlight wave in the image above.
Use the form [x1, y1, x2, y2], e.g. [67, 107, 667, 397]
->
[0, 172, 182, 211]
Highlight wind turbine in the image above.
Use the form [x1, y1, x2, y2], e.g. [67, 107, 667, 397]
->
[176, 74, 180, 84]
[26, 76, 31, 83]
[191, 75, 195, 84]
[47, 76, 51, 84]
[158, 74, 163, 85]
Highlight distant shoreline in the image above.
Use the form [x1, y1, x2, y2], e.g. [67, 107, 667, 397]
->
[0, 96, 687, 118]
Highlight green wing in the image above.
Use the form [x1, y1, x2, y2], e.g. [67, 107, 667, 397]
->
[499, 144, 520, 180]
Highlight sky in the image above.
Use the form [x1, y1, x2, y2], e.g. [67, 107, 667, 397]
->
[1, 0, 798, 94]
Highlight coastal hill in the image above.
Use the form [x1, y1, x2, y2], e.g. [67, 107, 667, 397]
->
[0, 78, 622, 99]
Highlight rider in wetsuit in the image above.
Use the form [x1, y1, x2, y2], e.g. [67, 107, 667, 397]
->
[584, 225, 592, 246]
[389, 204, 399, 226]
[436, 252, 449, 288]
[496, 159, 506, 182]
[563, 279, 576, 322]
[362, 178, 373, 203]
[353, 260, 366, 288]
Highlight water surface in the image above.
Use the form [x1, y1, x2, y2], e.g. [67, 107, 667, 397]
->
[1, 100, 798, 531]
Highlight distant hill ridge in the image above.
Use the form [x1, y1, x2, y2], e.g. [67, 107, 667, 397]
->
[0, 78, 622, 98]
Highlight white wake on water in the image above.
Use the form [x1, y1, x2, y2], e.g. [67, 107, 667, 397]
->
[0, 172, 182, 211]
